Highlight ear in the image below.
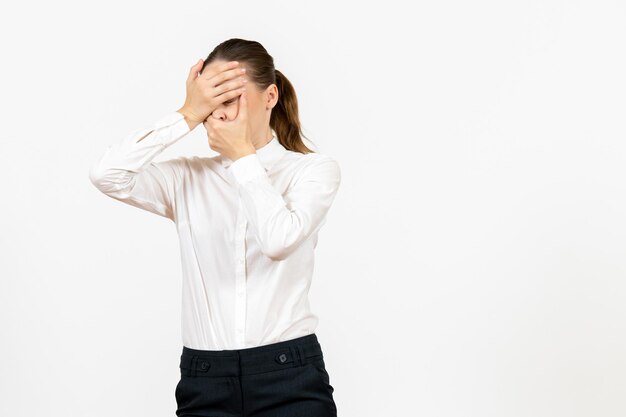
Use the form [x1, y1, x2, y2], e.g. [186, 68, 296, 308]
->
[266, 84, 279, 110]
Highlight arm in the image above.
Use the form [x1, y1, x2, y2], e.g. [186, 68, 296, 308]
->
[88, 111, 192, 221]
[229, 153, 341, 261]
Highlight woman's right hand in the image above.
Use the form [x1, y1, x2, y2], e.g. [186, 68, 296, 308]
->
[177, 59, 247, 128]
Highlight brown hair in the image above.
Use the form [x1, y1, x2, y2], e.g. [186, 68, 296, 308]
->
[200, 38, 315, 154]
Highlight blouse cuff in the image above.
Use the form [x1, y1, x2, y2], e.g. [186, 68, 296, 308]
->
[229, 153, 266, 184]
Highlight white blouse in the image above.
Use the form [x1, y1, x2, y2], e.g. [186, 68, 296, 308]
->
[89, 110, 341, 350]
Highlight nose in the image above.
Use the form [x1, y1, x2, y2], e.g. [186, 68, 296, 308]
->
[208, 109, 226, 121]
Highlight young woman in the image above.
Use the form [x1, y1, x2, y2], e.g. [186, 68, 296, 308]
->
[89, 38, 341, 416]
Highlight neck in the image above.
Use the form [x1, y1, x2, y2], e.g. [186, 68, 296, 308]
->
[253, 127, 274, 149]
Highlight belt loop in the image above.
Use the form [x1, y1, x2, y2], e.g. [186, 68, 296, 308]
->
[288, 346, 299, 367]
[191, 355, 198, 377]
[297, 345, 306, 365]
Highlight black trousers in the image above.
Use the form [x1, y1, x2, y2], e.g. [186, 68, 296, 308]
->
[175, 333, 338, 417]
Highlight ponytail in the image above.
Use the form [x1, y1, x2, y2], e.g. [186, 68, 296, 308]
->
[271, 69, 314, 154]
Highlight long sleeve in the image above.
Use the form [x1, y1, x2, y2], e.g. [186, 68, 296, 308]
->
[89, 111, 191, 221]
[229, 153, 341, 261]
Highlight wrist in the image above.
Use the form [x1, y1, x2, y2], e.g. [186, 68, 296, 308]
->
[176, 107, 203, 130]
[231, 146, 256, 162]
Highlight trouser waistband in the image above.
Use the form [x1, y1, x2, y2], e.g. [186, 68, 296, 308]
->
[179, 333, 323, 377]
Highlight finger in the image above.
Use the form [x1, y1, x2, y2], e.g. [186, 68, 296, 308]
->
[204, 61, 241, 84]
[206, 117, 219, 134]
[213, 75, 247, 97]
[237, 87, 248, 120]
[187, 58, 204, 84]
[215, 85, 247, 105]
[207, 66, 246, 90]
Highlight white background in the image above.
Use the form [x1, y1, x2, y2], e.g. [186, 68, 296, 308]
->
[1, 1, 625, 416]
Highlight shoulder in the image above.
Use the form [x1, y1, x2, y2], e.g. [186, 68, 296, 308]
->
[282, 149, 340, 168]
[280, 150, 341, 184]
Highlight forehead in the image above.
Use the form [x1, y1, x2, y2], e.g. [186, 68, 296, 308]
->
[204, 59, 247, 74]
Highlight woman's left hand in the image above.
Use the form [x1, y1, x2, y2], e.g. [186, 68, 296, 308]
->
[204, 89, 256, 161]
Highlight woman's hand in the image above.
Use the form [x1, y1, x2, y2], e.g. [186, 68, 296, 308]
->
[177, 59, 247, 128]
[204, 87, 256, 161]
